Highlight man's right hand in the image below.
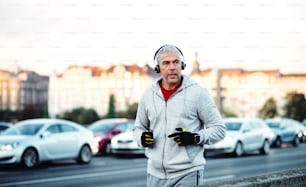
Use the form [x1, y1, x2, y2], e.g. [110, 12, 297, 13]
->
[141, 130, 154, 147]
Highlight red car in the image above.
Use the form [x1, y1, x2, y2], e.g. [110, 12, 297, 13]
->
[87, 118, 134, 155]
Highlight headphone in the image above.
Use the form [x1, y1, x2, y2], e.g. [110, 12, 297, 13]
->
[153, 44, 186, 73]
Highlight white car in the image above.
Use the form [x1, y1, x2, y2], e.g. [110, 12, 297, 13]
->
[0, 118, 98, 168]
[205, 118, 273, 157]
[111, 128, 145, 155]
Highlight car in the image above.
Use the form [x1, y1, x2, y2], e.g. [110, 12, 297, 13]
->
[0, 118, 98, 168]
[87, 118, 135, 155]
[110, 124, 145, 155]
[292, 120, 306, 143]
[0, 122, 13, 134]
[265, 118, 304, 147]
[205, 118, 273, 157]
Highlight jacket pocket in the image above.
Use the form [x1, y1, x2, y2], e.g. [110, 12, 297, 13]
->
[186, 145, 199, 161]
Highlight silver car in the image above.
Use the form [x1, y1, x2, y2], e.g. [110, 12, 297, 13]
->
[0, 118, 98, 168]
[111, 130, 145, 156]
[205, 118, 273, 157]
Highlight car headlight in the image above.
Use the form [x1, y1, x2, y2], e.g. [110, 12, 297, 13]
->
[0, 142, 19, 151]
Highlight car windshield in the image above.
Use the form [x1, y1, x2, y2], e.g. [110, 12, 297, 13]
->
[225, 122, 242, 131]
[266, 122, 280, 128]
[125, 122, 134, 131]
[2, 123, 44, 136]
[88, 123, 114, 133]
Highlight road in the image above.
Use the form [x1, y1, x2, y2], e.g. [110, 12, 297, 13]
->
[1, 144, 306, 187]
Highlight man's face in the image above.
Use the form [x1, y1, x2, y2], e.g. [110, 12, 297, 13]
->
[159, 52, 182, 86]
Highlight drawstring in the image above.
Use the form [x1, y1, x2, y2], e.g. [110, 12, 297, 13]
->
[183, 86, 188, 119]
[151, 86, 159, 130]
[152, 89, 158, 117]
[196, 170, 199, 185]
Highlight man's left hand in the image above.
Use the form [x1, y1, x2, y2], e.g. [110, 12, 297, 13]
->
[168, 128, 198, 146]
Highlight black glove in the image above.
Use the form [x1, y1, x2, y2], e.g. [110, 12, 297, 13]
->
[168, 128, 199, 146]
[141, 130, 154, 147]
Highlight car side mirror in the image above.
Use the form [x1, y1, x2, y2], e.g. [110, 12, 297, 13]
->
[40, 131, 51, 139]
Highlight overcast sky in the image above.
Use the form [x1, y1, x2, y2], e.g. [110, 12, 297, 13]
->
[0, 0, 305, 75]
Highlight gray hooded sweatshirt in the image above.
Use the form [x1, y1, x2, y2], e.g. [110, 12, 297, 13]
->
[133, 75, 226, 179]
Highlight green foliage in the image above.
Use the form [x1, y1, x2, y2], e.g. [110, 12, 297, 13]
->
[258, 97, 278, 119]
[79, 108, 99, 125]
[19, 105, 36, 120]
[117, 103, 138, 119]
[41, 105, 49, 118]
[0, 105, 48, 122]
[0, 109, 18, 122]
[223, 107, 238, 118]
[282, 91, 306, 122]
[105, 94, 116, 118]
[60, 107, 100, 125]
[71, 107, 86, 122]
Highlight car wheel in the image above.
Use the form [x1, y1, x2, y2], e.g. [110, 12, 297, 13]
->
[292, 135, 299, 147]
[21, 148, 38, 168]
[77, 145, 92, 164]
[233, 142, 243, 157]
[104, 142, 112, 155]
[275, 137, 282, 148]
[260, 140, 270, 155]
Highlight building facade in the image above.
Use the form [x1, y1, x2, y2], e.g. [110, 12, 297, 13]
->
[48, 64, 156, 118]
[0, 69, 48, 111]
[48, 61, 306, 118]
[2, 61, 305, 119]
[190, 59, 306, 117]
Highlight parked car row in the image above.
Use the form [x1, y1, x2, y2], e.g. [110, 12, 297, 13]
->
[1, 117, 305, 169]
[265, 118, 306, 147]
[87, 118, 136, 155]
[205, 117, 306, 157]
[205, 118, 273, 157]
[109, 117, 306, 158]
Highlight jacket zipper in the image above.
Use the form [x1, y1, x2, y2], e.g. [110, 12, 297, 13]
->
[161, 88, 182, 178]
[162, 101, 168, 178]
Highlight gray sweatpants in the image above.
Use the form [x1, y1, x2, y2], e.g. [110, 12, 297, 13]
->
[147, 170, 204, 187]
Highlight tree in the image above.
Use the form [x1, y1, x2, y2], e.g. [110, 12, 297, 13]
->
[41, 105, 49, 118]
[19, 105, 38, 120]
[71, 107, 86, 122]
[79, 108, 100, 125]
[0, 109, 18, 122]
[60, 107, 100, 125]
[282, 91, 306, 122]
[258, 97, 278, 119]
[127, 102, 138, 119]
[61, 111, 73, 121]
[117, 103, 138, 119]
[105, 94, 116, 118]
[223, 107, 238, 118]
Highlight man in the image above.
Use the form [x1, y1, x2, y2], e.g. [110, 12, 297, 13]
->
[133, 44, 226, 187]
